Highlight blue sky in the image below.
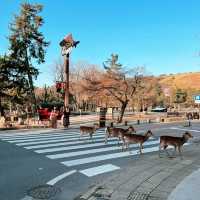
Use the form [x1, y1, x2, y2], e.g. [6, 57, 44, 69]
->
[1, 0, 200, 86]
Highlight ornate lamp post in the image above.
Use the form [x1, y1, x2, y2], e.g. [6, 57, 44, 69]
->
[59, 34, 80, 108]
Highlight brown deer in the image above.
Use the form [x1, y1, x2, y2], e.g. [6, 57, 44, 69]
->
[105, 125, 136, 145]
[79, 124, 99, 140]
[122, 130, 153, 154]
[159, 131, 193, 159]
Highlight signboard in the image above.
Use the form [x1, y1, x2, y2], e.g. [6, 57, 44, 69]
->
[194, 95, 200, 104]
[107, 108, 113, 114]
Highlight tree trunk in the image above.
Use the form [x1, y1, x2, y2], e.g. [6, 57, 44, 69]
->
[28, 72, 37, 111]
[0, 97, 3, 117]
[118, 100, 128, 123]
[25, 49, 37, 113]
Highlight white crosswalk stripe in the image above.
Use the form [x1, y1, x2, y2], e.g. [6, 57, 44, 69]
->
[61, 146, 159, 167]
[47, 140, 159, 159]
[6, 132, 105, 143]
[35, 140, 119, 153]
[0, 132, 80, 140]
[24, 137, 110, 149]
[80, 164, 120, 177]
[15, 134, 105, 146]
[0, 129, 161, 177]
[0, 130, 105, 140]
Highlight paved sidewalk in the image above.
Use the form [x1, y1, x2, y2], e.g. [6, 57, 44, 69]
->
[168, 168, 200, 200]
[75, 143, 200, 200]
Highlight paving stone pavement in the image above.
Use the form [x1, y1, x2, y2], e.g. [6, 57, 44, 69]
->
[74, 143, 200, 200]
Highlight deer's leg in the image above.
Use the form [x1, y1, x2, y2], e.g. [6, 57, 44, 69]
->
[164, 145, 171, 157]
[126, 142, 128, 151]
[121, 142, 125, 151]
[105, 133, 109, 144]
[117, 136, 121, 146]
[173, 146, 177, 157]
[92, 132, 96, 142]
[140, 143, 143, 155]
[178, 146, 183, 160]
[159, 144, 162, 158]
[124, 140, 130, 152]
[121, 138, 125, 151]
[128, 143, 132, 153]
[79, 132, 82, 140]
[89, 133, 93, 142]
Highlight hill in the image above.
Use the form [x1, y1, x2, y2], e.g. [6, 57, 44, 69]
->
[159, 72, 200, 90]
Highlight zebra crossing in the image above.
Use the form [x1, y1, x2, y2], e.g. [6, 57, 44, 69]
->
[0, 128, 161, 177]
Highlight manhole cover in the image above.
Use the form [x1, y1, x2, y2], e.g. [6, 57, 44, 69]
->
[27, 184, 61, 199]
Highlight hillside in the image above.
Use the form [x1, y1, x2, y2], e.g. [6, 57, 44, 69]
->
[159, 72, 200, 90]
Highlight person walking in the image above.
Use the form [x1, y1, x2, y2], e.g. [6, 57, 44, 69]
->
[63, 106, 70, 128]
[50, 107, 58, 128]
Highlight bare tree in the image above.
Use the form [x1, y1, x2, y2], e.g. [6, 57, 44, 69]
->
[52, 58, 102, 110]
[52, 57, 65, 83]
[83, 54, 144, 122]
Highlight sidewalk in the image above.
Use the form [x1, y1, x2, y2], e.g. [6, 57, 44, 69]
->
[75, 143, 200, 200]
[168, 168, 200, 200]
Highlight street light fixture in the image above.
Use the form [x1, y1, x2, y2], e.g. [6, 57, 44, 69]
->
[59, 34, 80, 108]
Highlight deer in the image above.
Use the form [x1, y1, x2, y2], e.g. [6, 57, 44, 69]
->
[122, 130, 153, 154]
[105, 125, 136, 145]
[79, 123, 99, 141]
[159, 131, 193, 159]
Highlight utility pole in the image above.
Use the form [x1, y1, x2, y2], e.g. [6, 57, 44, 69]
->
[64, 53, 70, 107]
[59, 34, 80, 108]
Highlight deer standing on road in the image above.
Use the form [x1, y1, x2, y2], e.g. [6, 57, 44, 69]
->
[159, 131, 193, 159]
[79, 124, 99, 140]
[122, 130, 153, 154]
[105, 126, 136, 145]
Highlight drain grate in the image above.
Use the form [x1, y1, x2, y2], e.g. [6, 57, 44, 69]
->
[27, 184, 61, 199]
[127, 192, 149, 200]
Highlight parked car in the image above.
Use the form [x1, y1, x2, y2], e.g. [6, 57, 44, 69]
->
[151, 107, 167, 112]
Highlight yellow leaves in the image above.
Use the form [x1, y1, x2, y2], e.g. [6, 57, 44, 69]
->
[34, 16, 43, 26]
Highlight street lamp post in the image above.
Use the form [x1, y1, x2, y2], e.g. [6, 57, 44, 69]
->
[64, 53, 70, 107]
[59, 34, 80, 108]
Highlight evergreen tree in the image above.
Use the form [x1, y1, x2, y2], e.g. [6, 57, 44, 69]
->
[0, 55, 30, 115]
[8, 3, 49, 108]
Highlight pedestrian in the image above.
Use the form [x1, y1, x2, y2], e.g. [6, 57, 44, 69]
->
[50, 107, 58, 128]
[62, 106, 70, 128]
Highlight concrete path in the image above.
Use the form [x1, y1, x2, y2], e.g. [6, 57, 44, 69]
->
[75, 142, 200, 200]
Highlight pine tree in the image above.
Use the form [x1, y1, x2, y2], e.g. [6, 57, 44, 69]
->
[0, 55, 30, 115]
[8, 3, 49, 109]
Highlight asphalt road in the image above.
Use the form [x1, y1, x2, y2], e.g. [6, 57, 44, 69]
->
[1, 121, 200, 200]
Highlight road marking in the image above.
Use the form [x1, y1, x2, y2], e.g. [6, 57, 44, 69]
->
[46, 140, 159, 159]
[6, 132, 105, 143]
[79, 164, 120, 177]
[170, 127, 200, 132]
[15, 135, 105, 146]
[0, 132, 80, 140]
[1, 130, 105, 141]
[35, 140, 120, 154]
[61, 146, 159, 167]
[0, 129, 58, 137]
[24, 138, 116, 149]
[20, 195, 33, 200]
[0, 129, 105, 139]
[46, 170, 77, 185]
[47, 145, 121, 159]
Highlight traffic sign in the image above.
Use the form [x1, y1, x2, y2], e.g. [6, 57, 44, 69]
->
[194, 95, 200, 104]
